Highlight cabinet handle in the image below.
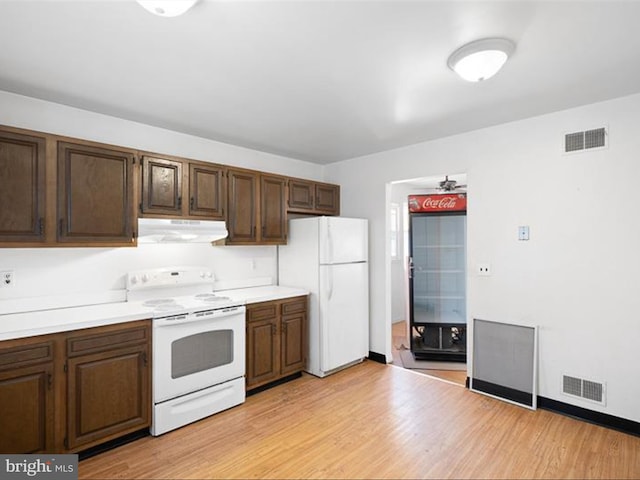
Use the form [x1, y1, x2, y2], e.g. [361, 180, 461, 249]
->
[253, 226, 256, 239]
[38, 217, 44, 236]
[271, 324, 276, 336]
[47, 373, 52, 390]
[177, 196, 182, 208]
[282, 322, 287, 334]
[190, 197, 195, 209]
[262, 225, 266, 237]
[142, 352, 148, 366]
[58, 219, 64, 236]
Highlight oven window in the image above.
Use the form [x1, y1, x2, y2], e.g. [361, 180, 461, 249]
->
[171, 330, 233, 378]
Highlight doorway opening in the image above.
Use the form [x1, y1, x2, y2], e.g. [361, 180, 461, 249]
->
[388, 174, 467, 386]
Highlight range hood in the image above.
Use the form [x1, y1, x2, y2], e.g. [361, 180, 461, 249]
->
[137, 218, 228, 244]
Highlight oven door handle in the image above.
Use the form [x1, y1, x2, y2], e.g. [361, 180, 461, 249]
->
[154, 306, 245, 327]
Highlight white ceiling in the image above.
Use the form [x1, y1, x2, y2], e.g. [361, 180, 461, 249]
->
[1, 0, 640, 165]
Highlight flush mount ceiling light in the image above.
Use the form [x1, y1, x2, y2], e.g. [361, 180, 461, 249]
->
[136, 0, 198, 17]
[447, 38, 515, 82]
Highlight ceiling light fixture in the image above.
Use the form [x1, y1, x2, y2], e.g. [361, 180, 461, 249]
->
[447, 38, 515, 82]
[136, 0, 198, 18]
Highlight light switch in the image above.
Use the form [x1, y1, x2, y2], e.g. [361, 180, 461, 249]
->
[518, 226, 530, 241]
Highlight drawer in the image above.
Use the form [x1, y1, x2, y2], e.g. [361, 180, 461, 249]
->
[0, 340, 54, 371]
[67, 323, 149, 358]
[281, 297, 307, 316]
[247, 303, 277, 322]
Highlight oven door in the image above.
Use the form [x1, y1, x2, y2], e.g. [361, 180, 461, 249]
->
[153, 305, 246, 404]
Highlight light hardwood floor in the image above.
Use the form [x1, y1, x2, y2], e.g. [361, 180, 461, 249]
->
[391, 320, 467, 385]
[79, 361, 640, 479]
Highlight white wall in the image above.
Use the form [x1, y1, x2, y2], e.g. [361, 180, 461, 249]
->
[0, 91, 321, 312]
[325, 92, 640, 423]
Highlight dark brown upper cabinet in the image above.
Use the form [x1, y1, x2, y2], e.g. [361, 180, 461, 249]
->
[0, 129, 46, 243]
[227, 168, 259, 243]
[287, 177, 340, 216]
[141, 156, 182, 216]
[260, 174, 287, 244]
[141, 155, 225, 220]
[57, 141, 135, 245]
[189, 162, 225, 218]
[227, 168, 287, 245]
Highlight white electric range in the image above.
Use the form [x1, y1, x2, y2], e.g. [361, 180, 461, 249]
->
[126, 266, 246, 436]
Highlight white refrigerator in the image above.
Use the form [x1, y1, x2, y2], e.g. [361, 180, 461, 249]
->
[278, 216, 369, 378]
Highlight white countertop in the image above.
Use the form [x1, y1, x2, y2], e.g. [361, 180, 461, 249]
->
[0, 285, 308, 342]
[219, 285, 308, 304]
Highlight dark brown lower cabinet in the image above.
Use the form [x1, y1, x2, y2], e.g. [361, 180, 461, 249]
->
[0, 363, 54, 453]
[66, 345, 150, 450]
[246, 296, 307, 391]
[0, 320, 151, 454]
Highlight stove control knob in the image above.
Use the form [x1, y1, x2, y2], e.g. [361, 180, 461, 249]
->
[199, 272, 205, 278]
[141, 274, 150, 283]
[206, 272, 213, 278]
[130, 276, 139, 286]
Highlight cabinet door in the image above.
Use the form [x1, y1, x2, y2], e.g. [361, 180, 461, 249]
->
[281, 313, 306, 376]
[141, 156, 183, 216]
[227, 169, 258, 243]
[0, 363, 54, 453]
[189, 163, 225, 218]
[246, 319, 279, 389]
[66, 345, 150, 451]
[57, 142, 135, 244]
[288, 178, 314, 211]
[260, 174, 287, 244]
[315, 183, 340, 215]
[0, 130, 46, 242]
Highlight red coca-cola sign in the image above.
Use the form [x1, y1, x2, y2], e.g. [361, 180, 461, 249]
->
[408, 194, 467, 213]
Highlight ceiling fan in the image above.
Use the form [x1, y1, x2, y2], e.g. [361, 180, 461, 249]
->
[437, 176, 467, 192]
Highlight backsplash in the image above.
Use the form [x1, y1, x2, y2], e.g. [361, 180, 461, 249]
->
[0, 244, 276, 314]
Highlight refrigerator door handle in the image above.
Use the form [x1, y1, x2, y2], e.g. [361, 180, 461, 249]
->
[327, 268, 333, 300]
[327, 222, 333, 264]
[408, 256, 414, 279]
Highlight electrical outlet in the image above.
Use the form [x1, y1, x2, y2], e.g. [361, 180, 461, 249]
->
[0, 270, 14, 287]
[477, 264, 491, 276]
[518, 226, 530, 241]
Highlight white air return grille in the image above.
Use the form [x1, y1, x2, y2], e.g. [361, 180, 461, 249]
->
[562, 374, 605, 405]
[564, 127, 607, 153]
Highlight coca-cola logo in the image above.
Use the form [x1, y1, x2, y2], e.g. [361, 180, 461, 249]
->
[408, 194, 466, 212]
[421, 197, 458, 209]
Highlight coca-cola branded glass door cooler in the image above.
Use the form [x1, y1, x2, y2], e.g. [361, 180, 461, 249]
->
[408, 194, 467, 361]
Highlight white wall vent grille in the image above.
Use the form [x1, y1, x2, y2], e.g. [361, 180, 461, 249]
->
[564, 127, 608, 153]
[562, 374, 606, 405]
